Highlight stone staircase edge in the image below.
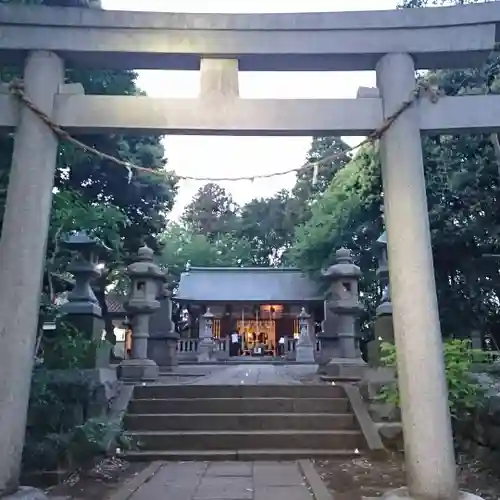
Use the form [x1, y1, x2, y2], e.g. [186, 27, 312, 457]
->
[341, 383, 386, 453]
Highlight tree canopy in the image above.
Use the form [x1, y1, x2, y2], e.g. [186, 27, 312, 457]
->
[161, 135, 351, 272]
[3, 0, 499, 344]
[288, 0, 500, 340]
[0, 0, 179, 341]
[181, 183, 239, 240]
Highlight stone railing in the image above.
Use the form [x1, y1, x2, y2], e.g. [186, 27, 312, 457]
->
[284, 336, 296, 354]
[177, 338, 199, 362]
[177, 338, 199, 353]
[176, 336, 322, 363]
[176, 337, 231, 362]
[213, 337, 230, 360]
[283, 336, 322, 361]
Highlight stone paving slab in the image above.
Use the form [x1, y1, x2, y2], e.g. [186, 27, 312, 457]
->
[118, 461, 323, 500]
[205, 462, 253, 477]
[191, 364, 302, 386]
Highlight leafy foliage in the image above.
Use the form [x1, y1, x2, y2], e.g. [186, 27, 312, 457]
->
[24, 327, 133, 473]
[66, 417, 134, 469]
[288, 0, 500, 339]
[159, 223, 253, 289]
[237, 191, 297, 266]
[40, 321, 101, 370]
[45, 190, 127, 300]
[377, 340, 487, 421]
[291, 136, 351, 225]
[181, 183, 239, 240]
[1, 0, 178, 341]
[166, 136, 351, 270]
[290, 144, 382, 325]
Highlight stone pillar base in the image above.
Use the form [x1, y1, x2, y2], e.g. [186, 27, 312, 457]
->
[118, 358, 159, 382]
[321, 357, 368, 380]
[148, 336, 179, 370]
[2, 486, 48, 499]
[197, 340, 215, 363]
[316, 338, 340, 373]
[296, 345, 315, 363]
[381, 487, 483, 500]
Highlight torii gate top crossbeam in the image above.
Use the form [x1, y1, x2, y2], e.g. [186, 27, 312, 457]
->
[0, 2, 500, 70]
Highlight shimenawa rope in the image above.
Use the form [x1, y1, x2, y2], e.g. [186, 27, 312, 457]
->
[7, 80, 436, 184]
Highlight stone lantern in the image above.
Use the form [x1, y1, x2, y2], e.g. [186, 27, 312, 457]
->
[370, 231, 394, 367]
[198, 308, 215, 362]
[62, 231, 102, 318]
[61, 231, 108, 366]
[320, 248, 365, 378]
[296, 307, 315, 363]
[148, 281, 179, 371]
[118, 245, 162, 381]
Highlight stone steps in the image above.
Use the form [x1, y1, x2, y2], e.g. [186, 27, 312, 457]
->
[133, 384, 346, 399]
[128, 429, 364, 450]
[129, 397, 351, 414]
[123, 384, 366, 461]
[124, 449, 362, 461]
[124, 412, 357, 431]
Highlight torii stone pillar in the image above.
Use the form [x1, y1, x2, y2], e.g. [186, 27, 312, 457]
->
[0, 51, 63, 497]
[376, 53, 457, 500]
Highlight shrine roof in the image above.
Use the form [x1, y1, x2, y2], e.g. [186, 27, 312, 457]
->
[175, 267, 323, 303]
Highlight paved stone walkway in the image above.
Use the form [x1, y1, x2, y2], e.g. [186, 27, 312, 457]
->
[189, 364, 302, 385]
[158, 363, 318, 386]
[116, 461, 321, 500]
[108, 364, 329, 500]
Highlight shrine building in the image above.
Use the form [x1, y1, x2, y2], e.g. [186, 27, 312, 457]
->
[175, 267, 324, 354]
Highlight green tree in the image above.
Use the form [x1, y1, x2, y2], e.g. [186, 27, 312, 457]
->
[290, 0, 500, 340]
[159, 223, 253, 289]
[45, 189, 127, 301]
[0, 0, 178, 341]
[399, 0, 500, 337]
[291, 136, 351, 225]
[238, 190, 296, 266]
[181, 183, 239, 240]
[229, 137, 351, 267]
[290, 144, 383, 322]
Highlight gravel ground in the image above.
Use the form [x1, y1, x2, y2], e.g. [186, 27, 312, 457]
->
[46, 458, 148, 500]
[314, 452, 500, 500]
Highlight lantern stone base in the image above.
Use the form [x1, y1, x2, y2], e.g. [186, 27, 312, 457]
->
[197, 339, 215, 363]
[148, 334, 179, 371]
[380, 487, 483, 500]
[320, 357, 368, 380]
[2, 486, 48, 499]
[296, 344, 315, 363]
[117, 358, 159, 382]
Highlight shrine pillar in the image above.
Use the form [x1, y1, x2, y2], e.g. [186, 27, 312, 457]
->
[0, 51, 63, 496]
[376, 53, 457, 500]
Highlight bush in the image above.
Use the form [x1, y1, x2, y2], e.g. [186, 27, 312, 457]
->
[23, 325, 130, 474]
[67, 417, 135, 469]
[377, 339, 487, 421]
[41, 321, 99, 370]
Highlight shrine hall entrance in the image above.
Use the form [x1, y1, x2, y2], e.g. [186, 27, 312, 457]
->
[236, 319, 281, 356]
[176, 267, 325, 356]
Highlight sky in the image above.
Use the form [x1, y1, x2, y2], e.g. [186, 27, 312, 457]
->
[102, 0, 398, 219]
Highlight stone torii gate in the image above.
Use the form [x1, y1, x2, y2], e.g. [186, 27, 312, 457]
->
[0, 2, 499, 499]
